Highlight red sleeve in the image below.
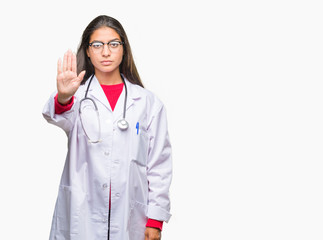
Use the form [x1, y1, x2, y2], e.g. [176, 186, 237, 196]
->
[54, 94, 74, 114]
[146, 218, 163, 231]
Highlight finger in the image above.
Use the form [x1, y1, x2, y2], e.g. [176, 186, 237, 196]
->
[57, 58, 62, 75]
[72, 52, 77, 73]
[77, 70, 86, 83]
[63, 51, 68, 72]
[67, 49, 72, 71]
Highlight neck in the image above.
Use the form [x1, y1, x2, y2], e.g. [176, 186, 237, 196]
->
[95, 70, 123, 85]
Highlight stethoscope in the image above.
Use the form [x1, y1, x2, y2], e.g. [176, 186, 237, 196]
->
[79, 74, 129, 143]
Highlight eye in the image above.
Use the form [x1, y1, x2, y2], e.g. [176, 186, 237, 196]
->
[91, 42, 103, 49]
[109, 41, 120, 48]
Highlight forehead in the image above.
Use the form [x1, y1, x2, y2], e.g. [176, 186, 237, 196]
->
[90, 27, 121, 41]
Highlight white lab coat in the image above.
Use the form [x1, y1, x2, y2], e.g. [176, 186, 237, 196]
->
[42, 76, 172, 240]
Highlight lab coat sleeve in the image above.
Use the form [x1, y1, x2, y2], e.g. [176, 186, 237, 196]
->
[147, 104, 172, 223]
[42, 91, 78, 134]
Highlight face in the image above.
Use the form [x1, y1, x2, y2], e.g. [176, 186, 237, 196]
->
[87, 27, 124, 76]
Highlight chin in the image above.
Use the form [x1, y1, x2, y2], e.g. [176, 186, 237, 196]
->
[96, 67, 119, 74]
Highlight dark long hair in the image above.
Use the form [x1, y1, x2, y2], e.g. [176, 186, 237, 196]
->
[77, 15, 144, 87]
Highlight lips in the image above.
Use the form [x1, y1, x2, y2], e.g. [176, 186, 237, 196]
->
[101, 60, 112, 66]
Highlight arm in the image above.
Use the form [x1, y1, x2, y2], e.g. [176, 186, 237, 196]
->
[146, 104, 172, 223]
[42, 50, 85, 132]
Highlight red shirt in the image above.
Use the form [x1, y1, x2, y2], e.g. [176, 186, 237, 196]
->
[54, 83, 163, 231]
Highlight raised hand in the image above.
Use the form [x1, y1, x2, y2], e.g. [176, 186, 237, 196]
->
[57, 49, 86, 104]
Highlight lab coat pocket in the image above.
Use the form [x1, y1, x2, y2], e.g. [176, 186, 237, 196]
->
[54, 185, 86, 234]
[131, 128, 149, 166]
[128, 200, 148, 236]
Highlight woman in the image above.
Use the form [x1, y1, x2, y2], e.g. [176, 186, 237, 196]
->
[43, 15, 172, 240]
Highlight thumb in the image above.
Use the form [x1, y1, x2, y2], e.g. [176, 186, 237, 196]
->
[78, 70, 86, 82]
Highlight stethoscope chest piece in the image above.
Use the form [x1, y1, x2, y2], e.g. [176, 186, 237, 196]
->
[117, 119, 129, 130]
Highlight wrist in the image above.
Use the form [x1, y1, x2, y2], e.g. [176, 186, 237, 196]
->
[54, 94, 74, 114]
[57, 94, 73, 105]
[146, 219, 163, 231]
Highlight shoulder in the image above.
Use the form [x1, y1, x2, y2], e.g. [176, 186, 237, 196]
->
[127, 80, 165, 112]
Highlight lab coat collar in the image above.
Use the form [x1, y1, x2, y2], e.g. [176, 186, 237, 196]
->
[113, 76, 141, 123]
[84, 75, 141, 122]
[85, 75, 111, 111]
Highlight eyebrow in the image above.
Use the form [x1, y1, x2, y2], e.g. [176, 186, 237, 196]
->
[91, 38, 121, 43]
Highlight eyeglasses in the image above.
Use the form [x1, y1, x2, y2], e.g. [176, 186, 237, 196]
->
[89, 40, 124, 54]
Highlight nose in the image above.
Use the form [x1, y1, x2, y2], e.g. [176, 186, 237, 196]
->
[102, 44, 111, 56]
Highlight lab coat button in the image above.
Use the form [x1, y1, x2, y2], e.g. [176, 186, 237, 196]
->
[104, 152, 110, 156]
[103, 218, 108, 223]
[115, 193, 120, 197]
[102, 183, 108, 189]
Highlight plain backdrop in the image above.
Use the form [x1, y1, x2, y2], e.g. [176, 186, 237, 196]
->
[0, 0, 322, 239]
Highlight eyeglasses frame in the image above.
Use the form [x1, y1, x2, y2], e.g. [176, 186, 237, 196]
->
[88, 40, 124, 53]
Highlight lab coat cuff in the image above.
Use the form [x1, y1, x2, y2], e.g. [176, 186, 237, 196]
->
[147, 205, 171, 223]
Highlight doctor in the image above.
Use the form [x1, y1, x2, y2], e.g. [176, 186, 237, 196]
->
[43, 15, 172, 240]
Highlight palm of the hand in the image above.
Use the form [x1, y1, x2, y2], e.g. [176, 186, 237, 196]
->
[56, 50, 85, 104]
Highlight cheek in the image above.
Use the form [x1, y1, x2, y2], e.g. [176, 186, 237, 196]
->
[88, 53, 99, 65]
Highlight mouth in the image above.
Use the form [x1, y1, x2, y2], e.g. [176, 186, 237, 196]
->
[101, 60, 112, 66]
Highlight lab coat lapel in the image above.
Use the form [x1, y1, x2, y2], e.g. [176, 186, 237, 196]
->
[113, 79, 141, 124]
[87, 76, 112, 112]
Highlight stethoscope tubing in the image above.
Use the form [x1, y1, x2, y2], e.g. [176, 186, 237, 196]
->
[79, 74, 129, 136]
